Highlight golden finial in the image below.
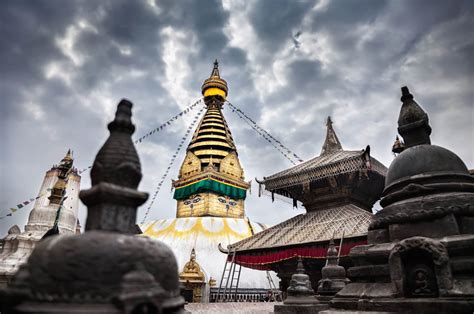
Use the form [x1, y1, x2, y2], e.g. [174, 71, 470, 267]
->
[201, 59, 228, 99]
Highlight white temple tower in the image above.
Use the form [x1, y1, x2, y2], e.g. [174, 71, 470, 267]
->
[0, 150, 81, 287]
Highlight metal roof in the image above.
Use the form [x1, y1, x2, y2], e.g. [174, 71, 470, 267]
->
[228, 204, 372, 252]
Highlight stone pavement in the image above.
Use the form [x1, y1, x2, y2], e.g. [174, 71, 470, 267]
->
[185, 302, 282, 313]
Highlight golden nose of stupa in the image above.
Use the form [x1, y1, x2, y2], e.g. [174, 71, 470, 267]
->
[201, 59, 228, 99]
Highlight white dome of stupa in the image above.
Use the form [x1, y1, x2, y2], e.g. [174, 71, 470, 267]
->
[141, 217, 274, 290]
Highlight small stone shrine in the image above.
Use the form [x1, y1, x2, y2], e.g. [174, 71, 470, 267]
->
[317, 238, 349, 303]
[328, 87, 474, 313]
[274, 257, 324, 313]
[1, 99, 186, 313]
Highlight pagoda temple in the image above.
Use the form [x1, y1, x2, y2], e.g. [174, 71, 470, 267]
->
[224, 117, 387, 293]
[0, 150, 81, 287]
[140, 61, 273, 303]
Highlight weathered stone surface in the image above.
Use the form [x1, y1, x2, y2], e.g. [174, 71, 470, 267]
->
[347, 264, 390, 279]
[1, 100, 186, 313]
[281, 258, 318, 305]
[275, 303, 329, 313]
[367, 229, 389, 245]
[317, 239, 350, 300]
[328, 87, 474, 313]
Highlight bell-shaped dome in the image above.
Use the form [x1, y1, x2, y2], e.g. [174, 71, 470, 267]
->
[384, 144, 470, 191]
[17, 231, 183, 304]
[384, 87, 471, 193]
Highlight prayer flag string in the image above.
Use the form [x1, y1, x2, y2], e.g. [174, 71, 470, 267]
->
[140, 106, 206, 223]
[226, 101, 304, 165]
[1, 99, 203, 220]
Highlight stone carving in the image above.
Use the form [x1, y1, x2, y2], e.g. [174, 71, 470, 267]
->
[410, 266, 435, 296]
[370, 203, 473, 230]
[389, 236, 452, 297]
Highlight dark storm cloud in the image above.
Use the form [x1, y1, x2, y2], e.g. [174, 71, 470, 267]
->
[249, 0, 314, 52]
[1, 0, 473, 235]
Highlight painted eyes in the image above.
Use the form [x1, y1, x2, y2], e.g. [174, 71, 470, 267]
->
[184, 195, 202, 206]
[217, 197, 237, 206]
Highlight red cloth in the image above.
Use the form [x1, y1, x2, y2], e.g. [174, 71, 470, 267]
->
[233, 240, 366, 270]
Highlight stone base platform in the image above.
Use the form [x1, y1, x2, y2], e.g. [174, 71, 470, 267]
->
[325, 297, 474, 314]
[274, 303, 329, 313]
[185, 302, 281, 313]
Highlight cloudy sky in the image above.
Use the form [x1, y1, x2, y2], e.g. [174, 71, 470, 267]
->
[1, 0, 473, 236]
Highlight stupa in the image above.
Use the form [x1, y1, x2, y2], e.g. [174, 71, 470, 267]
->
[328, 87, 474, 313]
[141, 61, 273, 302]
[0, 150, 81, 287]
[1, 99, 186, 313]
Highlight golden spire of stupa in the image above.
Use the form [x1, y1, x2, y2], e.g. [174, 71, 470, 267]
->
[173, 61, 249, 218]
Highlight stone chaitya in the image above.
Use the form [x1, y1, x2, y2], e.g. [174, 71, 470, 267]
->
[274, 257, 326, 313]
[317, 238, 349, 302]
[327, 87, 474, 313]
[0, 100, 186, 313]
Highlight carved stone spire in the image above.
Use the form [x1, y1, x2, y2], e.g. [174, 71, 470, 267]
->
[397, 86, 432, 148]
[321, 116, 343, 155]
[80, 99, 148, 233]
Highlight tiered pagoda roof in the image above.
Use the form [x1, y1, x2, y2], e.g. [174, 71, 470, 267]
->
[224, 117, 387, 270]
[263, 117, 386, 197]
[228, 204, 371, 252]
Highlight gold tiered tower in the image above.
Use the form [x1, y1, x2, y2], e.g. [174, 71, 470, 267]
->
[141, 61, 273, 302]
[173, 60, 249, 218]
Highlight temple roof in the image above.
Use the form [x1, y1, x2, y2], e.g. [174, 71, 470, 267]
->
[227, 204, 371, 252]
[262, 117, 387, 191]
